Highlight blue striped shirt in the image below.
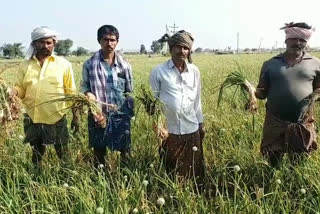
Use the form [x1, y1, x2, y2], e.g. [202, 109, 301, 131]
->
[81, 51, 133, 111]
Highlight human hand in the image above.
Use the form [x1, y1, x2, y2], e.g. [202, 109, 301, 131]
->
[94, 112, 106, 128]
[10, 87, 18, 97]
[85, 92, 96, 101]
[199, 123, 206, 142]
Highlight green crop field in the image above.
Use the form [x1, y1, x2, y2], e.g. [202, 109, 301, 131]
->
[1, 53, 320, 213]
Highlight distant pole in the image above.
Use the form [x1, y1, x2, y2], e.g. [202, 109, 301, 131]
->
[237, 32, 239, 54]
[168, 21, 179, 34]
[258, 37, 263, 51]
[166, 24, 170, 34]
[165, 25, 169, 54]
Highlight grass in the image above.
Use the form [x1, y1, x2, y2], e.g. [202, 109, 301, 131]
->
[1, 53, 320, 213]
[36, 92, 102, 116]
[133, 84, 168, 140]
[0, 71, 23, 137]
[217, 61, 257, 114]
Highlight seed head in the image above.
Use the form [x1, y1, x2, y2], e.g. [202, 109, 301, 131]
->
[233, 165, 240, 172]
[96, 207, 104, 214]
[157, 197, 165, 206]
[142, 180, 149, 186]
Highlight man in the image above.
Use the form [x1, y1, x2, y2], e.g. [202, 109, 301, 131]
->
[149, 30, 205, 183]
[255, 22, 320, 167]
[81, 25, 134, 168]
[12, 27, 78, 166]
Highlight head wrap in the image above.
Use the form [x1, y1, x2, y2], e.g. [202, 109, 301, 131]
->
[168, 30, 194, 50]
[25, 27, 58, 59]
[281, 22, 315, 42]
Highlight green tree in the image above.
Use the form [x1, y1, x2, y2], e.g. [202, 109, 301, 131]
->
[55, 39, 73, 56]
[139, 44, 147, 54]
[0, 43, 24, 58]
[195, 47, 203, 53]
[150, 40, 162, 54]
[72, 47, 89, 56]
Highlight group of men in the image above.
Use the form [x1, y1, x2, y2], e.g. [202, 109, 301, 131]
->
[10, 22, 320, 183]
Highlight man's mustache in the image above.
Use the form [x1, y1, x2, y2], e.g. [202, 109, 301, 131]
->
[291, 45, 304, 49]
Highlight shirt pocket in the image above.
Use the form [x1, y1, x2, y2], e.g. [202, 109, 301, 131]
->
[47, 76, 63, 88]
[116, 77, 126, 92]
[184, 83, 197, 101]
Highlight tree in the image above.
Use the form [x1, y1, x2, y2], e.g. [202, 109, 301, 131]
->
[72, 47, 89, 56]
[55, 39, 73, 56]
[0, 43, 24, 58]
[194, 47, 203, 53]
[139, 44, 147, 54]
[150, 40, 162, 54]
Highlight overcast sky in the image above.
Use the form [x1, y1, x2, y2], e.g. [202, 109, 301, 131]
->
[1, 0, 320, 52]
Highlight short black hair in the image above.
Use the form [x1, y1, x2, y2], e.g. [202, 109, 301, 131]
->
[97, 25, 119, 43]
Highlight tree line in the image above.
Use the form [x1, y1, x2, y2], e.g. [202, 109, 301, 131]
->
[1, 37, 182, 58]
[0, 39, 89, 59]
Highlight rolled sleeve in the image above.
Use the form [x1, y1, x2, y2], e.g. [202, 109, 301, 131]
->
[63, 62, 76, 94]
[194, 70, 203, 123]
[125, 64, 133, 93]
[149, 68, 160, 98]
[15, 63, 26, 99]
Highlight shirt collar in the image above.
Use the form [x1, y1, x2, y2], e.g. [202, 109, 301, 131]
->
[99, 49, 121, 67]
[167, 58, 189, 72]
[32, 53, 56, 62]
[274, 51, 312, 60]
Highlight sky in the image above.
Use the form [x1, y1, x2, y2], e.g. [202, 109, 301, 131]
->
[1, 0, 320, 52]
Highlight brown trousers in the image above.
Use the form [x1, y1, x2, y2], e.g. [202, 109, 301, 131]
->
[261, 111, 317, 166]
[159, 130, 205, 183]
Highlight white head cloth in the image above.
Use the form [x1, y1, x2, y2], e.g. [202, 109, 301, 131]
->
[285, 27, 314, 42]
[25, 27, 58, 59]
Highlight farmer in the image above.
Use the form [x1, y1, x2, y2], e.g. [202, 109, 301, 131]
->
[149, 30, 206, 183]
[12, 26, 78, 166]
[255, 22, 320, 167]
[81, 25, 134, 168]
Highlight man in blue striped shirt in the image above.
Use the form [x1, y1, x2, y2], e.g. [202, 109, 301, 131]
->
[81, 25, 134, 168]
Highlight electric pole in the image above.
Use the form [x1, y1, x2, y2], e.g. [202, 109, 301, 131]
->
[168, 22, 179, 34]
[258, 37, 263, 51]
[237, 32, 239, 54]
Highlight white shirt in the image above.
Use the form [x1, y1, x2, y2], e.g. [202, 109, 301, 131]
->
[149, 59, 204, 135]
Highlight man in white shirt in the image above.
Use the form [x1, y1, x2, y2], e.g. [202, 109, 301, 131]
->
[149, 30, 205, 184]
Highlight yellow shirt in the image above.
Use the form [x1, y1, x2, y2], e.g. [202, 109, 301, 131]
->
[15, 55, 76, 124]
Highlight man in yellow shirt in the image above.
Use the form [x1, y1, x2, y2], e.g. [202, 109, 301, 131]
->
[12, 27, 79, 166]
